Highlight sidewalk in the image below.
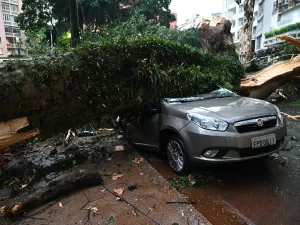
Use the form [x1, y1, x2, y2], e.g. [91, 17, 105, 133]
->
[2, 135, 211, 225]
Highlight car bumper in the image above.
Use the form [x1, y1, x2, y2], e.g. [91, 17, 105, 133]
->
[179, 121, 288, 163]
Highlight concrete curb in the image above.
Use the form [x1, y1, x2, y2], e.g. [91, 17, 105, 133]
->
[137, 154, 212, 225]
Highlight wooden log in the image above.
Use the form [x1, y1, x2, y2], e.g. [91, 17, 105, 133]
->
[235, 55, 300, 99]
[276, 35, 300, 50]
[0, 117, 40, 151]
[0, 171, 103, 217]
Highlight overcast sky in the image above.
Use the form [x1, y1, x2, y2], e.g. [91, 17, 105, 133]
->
[170, 0, 223, 26]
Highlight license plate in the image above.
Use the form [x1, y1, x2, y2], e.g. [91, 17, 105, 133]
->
[251, 134, 276, 149]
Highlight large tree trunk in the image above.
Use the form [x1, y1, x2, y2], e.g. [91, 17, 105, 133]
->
[239, 0, 255, 63]
[69, 0, 80, 46]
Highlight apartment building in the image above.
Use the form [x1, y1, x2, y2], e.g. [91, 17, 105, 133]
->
[222, 0, 300, 52]
[0, 0, 24, 58]
[180, 13, 203, 30]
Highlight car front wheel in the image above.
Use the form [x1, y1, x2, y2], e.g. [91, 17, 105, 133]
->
[166, 135, 190, 175]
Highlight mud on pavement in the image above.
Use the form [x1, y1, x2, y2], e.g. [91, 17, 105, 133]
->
[0, 130, 210, 225]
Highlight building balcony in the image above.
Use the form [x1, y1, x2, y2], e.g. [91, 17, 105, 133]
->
[278, 0, 300, 14]
[6, 43, 21, 48]
[2, 0, 19, 4]
[5, 32, 20, 37]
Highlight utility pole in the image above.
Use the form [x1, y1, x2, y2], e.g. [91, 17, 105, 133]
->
[69, 0, 80, 46]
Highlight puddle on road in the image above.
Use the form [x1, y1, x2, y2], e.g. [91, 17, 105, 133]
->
[141, 151, 300, 225]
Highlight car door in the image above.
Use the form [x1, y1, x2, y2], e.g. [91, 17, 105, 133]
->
[125, 102, 160, 149]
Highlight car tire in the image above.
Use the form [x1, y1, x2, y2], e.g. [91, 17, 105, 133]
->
[165, 135, 190, 175]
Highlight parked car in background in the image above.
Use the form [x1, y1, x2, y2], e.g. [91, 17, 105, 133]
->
[119, 88, 288, 175]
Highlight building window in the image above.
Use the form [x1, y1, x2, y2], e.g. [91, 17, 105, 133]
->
[256, 36, 261, 49]
[6, 37, 17, 45]
[5, 26, 20, 34]
[2, 3, 10, 10]
[238, 18, 243, 26]
[239, 5, 243, 13]
[3, 14, 10, 21]
[277, 14, 281, 22]
[232, 20, 235, 27]
[0, 48, 3, 55]
[10, 4, 18, 12]
[253, 26, 257, 35]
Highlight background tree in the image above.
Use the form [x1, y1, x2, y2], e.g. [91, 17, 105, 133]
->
[17, 0, 175, 33]
[238, 0, 255, 63]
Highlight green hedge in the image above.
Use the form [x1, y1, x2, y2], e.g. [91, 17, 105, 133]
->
[265, 22, 300, 38]
[72, 37, 244, 104]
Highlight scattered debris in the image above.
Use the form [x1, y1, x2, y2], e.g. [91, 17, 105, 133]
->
[282, 112, 300, 120]
[49, 148, 58, 156]
[100, 188, 106, 193]
[77, 130, 95, 137]
[59, 202, 63, 208]
[21, 184, 27, 189]
[87, 206, 98, 213]
[113, 187, 124, 196]
[132, 158, 144, 164]
[132, 210, 137, 216]
[128, 185, 137, 191]
[115, 145, 125, 152]
[188, 174, 196, 186]
[112, 174, 123, 180]
[99, 128, 114, 131]
[117, 135, 124, 140]
[64, 129, 73, 146]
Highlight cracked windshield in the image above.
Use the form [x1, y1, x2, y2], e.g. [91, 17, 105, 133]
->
[1, 0, 300, 225]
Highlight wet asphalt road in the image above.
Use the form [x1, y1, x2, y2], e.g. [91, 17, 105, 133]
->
[140, 105, 300, 225]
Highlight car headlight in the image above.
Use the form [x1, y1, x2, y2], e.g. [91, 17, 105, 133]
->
[274, 105, 284, 122]
[187, 113, 228, 131]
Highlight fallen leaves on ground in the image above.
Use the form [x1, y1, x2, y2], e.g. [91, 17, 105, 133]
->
[58, 202, 63, 208]
[100, 188, 106, 192]
[115, 145, 125, 152]
[188, 174, 196, 186]
[117, 135, 124, 140]
[132, 158, 144, 164]
[87, 206, 98, 213]
[112, 174, 123, 180]
[113, 187, 124, 196]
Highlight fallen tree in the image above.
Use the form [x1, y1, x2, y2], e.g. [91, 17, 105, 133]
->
[236, 35, 300, 99]
[0, 37, 243, 149]
[235, 55, 300, 99]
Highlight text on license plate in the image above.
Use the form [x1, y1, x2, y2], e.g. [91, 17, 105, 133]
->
[251, 134, 276, 149]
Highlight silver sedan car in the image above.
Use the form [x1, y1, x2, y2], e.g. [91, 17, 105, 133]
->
[122, 89, 288, 175]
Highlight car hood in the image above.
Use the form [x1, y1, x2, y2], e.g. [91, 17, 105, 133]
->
[169, 96, 277, 123]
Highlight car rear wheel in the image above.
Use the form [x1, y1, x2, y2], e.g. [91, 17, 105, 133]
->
[166, 135, 190, 175]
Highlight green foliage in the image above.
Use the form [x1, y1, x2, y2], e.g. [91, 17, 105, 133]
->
[22, 28, 53, 56]
[19, 37, 243, 107]
[17, 0, 174, 33]
[57, 30, 72, 52]
[79, 10, 199, 49]
[265, 22, 300, 38]
[170, 176, 190, 189]
[265, 43, 300, 58]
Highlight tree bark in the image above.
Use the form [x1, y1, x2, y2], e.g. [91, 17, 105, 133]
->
[69, 0, 80, 46]
[1, 171, 103, 217]
[239, 0, 255, 63]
